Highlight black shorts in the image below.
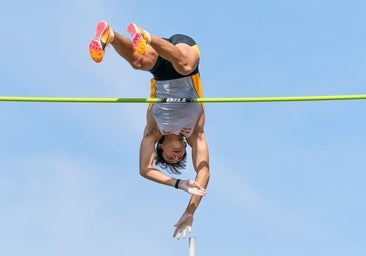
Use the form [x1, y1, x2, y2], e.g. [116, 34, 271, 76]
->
[149, 34, 200, 81]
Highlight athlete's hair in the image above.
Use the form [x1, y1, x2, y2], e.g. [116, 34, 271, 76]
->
[154, 136, 187, 174]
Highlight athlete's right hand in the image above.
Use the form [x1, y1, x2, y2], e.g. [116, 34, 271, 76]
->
[179, 180, 206, 196]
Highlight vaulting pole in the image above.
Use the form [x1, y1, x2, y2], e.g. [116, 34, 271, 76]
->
[189, 237, 196, 256]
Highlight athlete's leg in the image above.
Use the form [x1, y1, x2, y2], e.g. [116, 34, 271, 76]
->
[111, 31, 157, 71]
[89, 21, 157, 70]
[150, 35, 200, 76]
[127, 23, 200, 76]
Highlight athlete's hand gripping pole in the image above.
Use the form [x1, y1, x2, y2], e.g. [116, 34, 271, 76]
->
[173, 213, 193, 240]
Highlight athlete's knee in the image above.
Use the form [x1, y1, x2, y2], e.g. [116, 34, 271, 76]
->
[175, 60, 199, 76]
[130, 61, 142, 70]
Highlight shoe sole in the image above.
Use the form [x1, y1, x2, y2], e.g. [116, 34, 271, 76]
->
[127, 23, 147, 55]
[89, 21, 110, 63]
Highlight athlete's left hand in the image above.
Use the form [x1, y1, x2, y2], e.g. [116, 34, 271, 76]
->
[179, 180, 206, 196]
[173, 213, 193, 240]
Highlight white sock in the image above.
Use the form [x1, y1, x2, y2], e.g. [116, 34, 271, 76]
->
[143, 29, 151, 43]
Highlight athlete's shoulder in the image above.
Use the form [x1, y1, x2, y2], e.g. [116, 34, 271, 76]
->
[144, 111, 161, 139]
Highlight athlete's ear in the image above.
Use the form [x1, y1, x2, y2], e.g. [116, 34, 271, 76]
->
[158, 143, 164, 149]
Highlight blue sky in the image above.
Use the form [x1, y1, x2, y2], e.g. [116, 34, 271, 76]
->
[1, 1, 366, 255]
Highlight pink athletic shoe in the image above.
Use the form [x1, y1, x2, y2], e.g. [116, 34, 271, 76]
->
[89, 21, 114, 63]
[127, 23, 150, 55]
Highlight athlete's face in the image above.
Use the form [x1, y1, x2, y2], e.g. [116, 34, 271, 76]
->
[161, 139, 186, 164]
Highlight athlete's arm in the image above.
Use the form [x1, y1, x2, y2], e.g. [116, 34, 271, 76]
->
[185, 112, 210, 214]
[173, 113, 210, 239]
[139, 111, 177, 187]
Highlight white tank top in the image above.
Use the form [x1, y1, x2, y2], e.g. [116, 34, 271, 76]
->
[150, 76, 203, 138]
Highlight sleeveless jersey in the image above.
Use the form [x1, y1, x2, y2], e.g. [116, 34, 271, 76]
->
[149, 74, 203, 138]
[148, 34, 203, 138]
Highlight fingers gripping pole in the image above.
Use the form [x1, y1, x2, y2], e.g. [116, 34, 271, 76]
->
[189, 237, 196, 256]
